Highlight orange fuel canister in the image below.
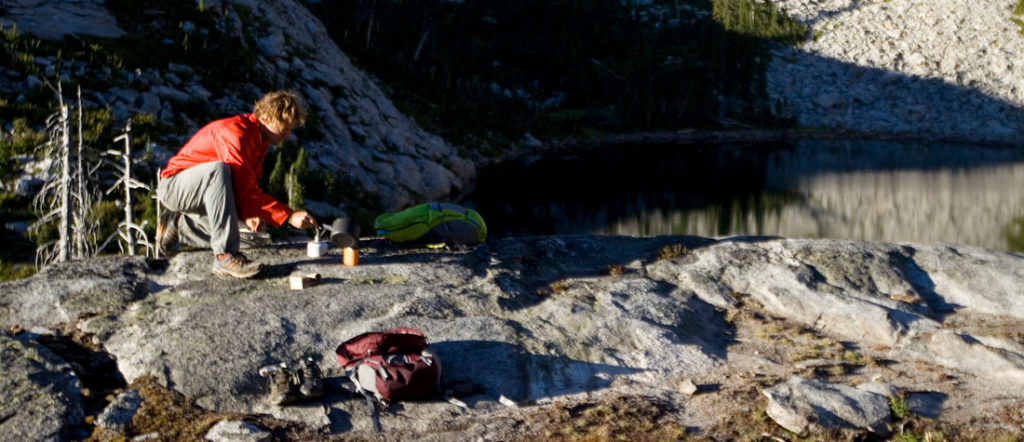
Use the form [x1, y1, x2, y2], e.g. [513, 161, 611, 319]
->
[342, 247, 359, 266]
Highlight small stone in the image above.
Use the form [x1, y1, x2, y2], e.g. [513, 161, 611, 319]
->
[890, 293, 922, 304]
[205, 420, 271, 442]
[96, 390, 142, 429]
[678, 378, 699, 395]
[498, 395, 519, 408]
[289, 273, 321, 290]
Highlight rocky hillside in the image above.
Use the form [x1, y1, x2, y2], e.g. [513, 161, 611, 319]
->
[2, 235, 1024, 440]
[1, 0, 475, 212]
[767, 0, 1024, 144]
[4, 0, 1024, 222]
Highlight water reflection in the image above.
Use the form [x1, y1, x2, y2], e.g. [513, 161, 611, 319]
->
[462, 141, 1024, 252]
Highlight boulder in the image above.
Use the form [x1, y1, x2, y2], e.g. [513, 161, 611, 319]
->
[205, 420, 271, 442]
[0, 0, 125, 40]
[0, 332, 85, 441]
[763, 376, 891, 435]
[0, 256, 160, 331]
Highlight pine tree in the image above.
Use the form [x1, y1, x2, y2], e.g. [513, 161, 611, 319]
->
[268, 150, 288, 202]
[287, 148, 308, 210]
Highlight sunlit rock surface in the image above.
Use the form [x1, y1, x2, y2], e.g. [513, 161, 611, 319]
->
[767, 0, 1024, 143]
[2, 235, 1023, 438]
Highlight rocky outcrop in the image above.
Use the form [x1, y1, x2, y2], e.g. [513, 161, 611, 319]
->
[763, 376, 892, 435]
[227, 0, 476, 209]
[2, 235, 1023, 439]
[0, 0, 124, 40]
[0, 255, 157, 330]
[0, 331, 85, 441]
[0, 0, 474, 212]
[767, 0, 1024, 144]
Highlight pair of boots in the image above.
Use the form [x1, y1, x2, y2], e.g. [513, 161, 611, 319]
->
[258, 356, 324, 405]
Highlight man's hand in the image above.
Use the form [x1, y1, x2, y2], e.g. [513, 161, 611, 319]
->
[245, 216, 265, 232]
[288, 210, 318, 230]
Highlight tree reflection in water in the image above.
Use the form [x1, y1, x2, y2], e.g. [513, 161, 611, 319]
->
[463, 141, 1024, 252]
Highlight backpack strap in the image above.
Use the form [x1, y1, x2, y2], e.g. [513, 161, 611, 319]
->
[364, 390, 382, 432]
[349, 360, 385, 432]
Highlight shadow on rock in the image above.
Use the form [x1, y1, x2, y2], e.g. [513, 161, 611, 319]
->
[33, 328, 128, 416]
[432, 340, 643, 405]
[487, 235, 716, 311]
[897, 247, 960, 322]
[907, 391, 947, 420]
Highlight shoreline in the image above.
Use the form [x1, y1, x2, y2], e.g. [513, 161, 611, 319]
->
[544, 128, 1024, 151]
[472, 128, 1024, 167]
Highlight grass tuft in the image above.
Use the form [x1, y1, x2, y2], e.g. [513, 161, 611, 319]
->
[657, 243, 690, 260]
[523, 395, 687, 441]
[889, 393, 914, 420]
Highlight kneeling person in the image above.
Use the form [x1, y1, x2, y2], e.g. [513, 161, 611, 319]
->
[156, 90, 318, 278]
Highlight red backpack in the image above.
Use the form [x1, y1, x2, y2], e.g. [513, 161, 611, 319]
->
[335, 327, 442, 404]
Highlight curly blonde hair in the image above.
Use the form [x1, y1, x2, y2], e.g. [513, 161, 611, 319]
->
[253, 90, 307, 127]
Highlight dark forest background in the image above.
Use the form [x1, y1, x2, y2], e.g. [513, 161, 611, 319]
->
[304, 0, 805, 154]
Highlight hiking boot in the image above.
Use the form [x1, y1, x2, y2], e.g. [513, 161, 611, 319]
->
[211, 252, 262, 279]
[259, 363, 298, 406]
[156, 211, 181, 258]
[296, 356, 325, 399]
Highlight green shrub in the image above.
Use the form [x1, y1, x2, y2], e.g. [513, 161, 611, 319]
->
[1004, 218, 1024, 253]
[139, 189, 158, 241]
[1012, 17, 1024, 36]
[712, 0, 808, 44]
[889, 394, 914, 420]
[0, 197, 36, 264]
[0, 260, 35, 281]
[91, 199, 126, 254]
[28, 220, 57, 248]
[0, 118, 46, 179]
[1010, 0, 1024, 34]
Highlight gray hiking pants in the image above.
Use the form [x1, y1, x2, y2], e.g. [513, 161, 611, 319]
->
[157, 161, 240, 255]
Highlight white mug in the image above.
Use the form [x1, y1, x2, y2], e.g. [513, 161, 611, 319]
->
[307, 241, 329, 258]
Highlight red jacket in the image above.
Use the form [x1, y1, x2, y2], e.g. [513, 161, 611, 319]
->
[161, 114, 292, 227]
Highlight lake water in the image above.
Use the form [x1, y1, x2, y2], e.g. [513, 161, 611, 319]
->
[461, 140, 1024, 253]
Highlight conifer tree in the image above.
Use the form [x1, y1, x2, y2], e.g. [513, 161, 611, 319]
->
[268, 151, 288, 202]
[287, 148, 308, 210]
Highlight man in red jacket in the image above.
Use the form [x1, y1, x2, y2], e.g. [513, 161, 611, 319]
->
[155, 90, 318, 278]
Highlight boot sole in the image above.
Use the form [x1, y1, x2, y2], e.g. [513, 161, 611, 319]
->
[211, 266, 261, 279]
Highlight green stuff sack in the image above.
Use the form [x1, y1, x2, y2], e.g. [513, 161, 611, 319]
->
[374, 202, 487, 247]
